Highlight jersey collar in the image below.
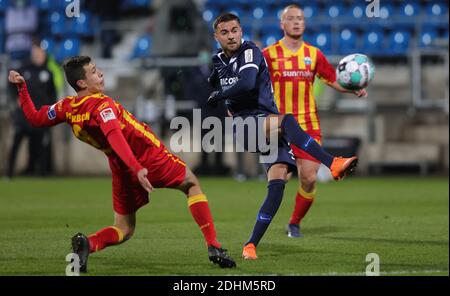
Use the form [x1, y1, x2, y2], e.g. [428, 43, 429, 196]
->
[279, 38, 305, 56]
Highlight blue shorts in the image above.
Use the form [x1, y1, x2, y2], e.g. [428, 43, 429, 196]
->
[233, 114, 297, 173]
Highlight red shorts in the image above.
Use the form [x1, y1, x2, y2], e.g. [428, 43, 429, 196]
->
[109, 150, 186, 215]
[290, 131, 322, 164]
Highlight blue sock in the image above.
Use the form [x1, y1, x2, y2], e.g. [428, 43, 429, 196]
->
[246, 179, 285, 246]
[281, 114, 334, 168]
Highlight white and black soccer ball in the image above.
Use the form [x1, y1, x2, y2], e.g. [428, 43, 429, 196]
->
[336, 54, 375, 91]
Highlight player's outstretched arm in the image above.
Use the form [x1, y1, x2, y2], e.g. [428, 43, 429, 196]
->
[8, 70, 64, 127]
[330, 81, 368, 98]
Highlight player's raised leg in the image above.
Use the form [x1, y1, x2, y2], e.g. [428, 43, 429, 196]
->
[71, 212, 134, 273]
[243, 163, 289, 260]
[287, 159, 320, 238]
[265, 114, 358, 180]
[176, 167, 236, 268]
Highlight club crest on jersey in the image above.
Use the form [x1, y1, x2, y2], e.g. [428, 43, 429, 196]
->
[244, 49, 253, 63]
[47, 104, 56, 120]
[304, 57, 312, 65]
[100, 108, 116, 123]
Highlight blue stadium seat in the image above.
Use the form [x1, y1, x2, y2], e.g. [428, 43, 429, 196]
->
[326, 3, 345, 19]
[398, 1, 421, 17]
[349, 3, 366, 21]
[251, 5, 269, 21]
[229, 7, 246, 19]
[33, 0, 60, 12]
[338, 26, 358, 55]
[311, 32, 333, 54]
[388, 29, 412, 54]
[302, 3, 319, 19]
[419, 27, 439, 48]
[40, 38, 55, 54]
[130, 34, 152, 59]
[362, 29, 384, 55]
[379, 3, 395, 20]
[241, 24, 254, 39]
[55, 38, 80, 63]
[202, 7, 220, 24]
[49, 11, 65, 36]
[68, 11, 93, 37]
[261, 28, 282, 48]
[205, 0, 240, 10]
[426, 1, 448, 17]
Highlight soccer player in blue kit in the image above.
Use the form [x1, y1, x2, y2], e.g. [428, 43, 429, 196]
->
[207, 13, 358, 259]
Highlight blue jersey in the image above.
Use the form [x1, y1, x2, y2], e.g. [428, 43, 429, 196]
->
[209, 41, 279, 116]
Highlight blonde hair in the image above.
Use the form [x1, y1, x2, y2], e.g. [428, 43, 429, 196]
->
[280, 4, 303, 20]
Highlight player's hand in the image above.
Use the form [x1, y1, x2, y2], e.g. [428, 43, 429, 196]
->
[8, 71, 25, 85]
[137, 168, 153, 193]
[354, 88, 368, 98]
[207, 90, 221, 107]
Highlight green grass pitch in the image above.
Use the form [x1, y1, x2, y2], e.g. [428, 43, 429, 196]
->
[0, 176, 448, 276]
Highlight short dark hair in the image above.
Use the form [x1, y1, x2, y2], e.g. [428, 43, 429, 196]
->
[62, 56, 91, 92]
[213, 13, 240, 31]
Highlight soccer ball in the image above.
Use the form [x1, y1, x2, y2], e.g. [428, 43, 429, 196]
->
[336, 54, 375, 91]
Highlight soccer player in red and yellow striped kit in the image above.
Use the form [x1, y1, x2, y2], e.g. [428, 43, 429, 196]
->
[8, 56, 235, 272]
[263, 5, 368, 238]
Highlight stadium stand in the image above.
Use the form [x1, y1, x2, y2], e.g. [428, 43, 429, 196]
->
[0, 0, 447, 57]
[0, 0, 448, 176]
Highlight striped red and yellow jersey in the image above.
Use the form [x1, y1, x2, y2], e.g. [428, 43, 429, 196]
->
[25, 92, 177, 172]
[263, 41, 336, 133]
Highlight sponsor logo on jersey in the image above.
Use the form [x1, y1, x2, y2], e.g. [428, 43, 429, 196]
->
[282, 70, 314, 79]
[244, 49, 253, 63]
[100, 108, 116, 123]
[65, 112, 91, 123]
[220, 77, 239, 86]
[47, 104, 57, 120]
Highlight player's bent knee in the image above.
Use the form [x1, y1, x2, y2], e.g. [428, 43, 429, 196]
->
[301, 174, 317, 187]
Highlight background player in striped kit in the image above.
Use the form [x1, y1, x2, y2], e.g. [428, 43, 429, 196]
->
[263, 4, 368, 238]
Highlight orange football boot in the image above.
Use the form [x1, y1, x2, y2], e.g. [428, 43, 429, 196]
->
[242, 243, 258, 260]
[330, 156, 358, 181]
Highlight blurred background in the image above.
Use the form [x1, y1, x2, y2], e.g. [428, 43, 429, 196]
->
[0, 0, 448, 180]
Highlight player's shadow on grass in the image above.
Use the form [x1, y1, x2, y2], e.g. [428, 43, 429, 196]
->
[299, 226, 341, 236]
[274, 225, 341, 236]
[261, 243, 359, 258]
[325, 236, 449, 247]
[92, 257, 208, 275]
